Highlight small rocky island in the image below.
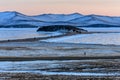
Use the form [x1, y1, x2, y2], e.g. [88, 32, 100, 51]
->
[37, 25, 87, 33]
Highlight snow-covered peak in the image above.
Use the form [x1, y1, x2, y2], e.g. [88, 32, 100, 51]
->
[0, 11, 29, 21]
[0, 11, 16, 19]
[0, 11, 18, 24]
[0, 11, 44, 26]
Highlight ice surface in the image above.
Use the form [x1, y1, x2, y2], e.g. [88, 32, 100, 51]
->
[83, 27, 120, 32]
[0, 28, 62, 41]
[43, 33, 120, 45]
[41, 28, 120, 45]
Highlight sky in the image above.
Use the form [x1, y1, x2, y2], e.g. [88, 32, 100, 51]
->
[0, 0, 120, 16]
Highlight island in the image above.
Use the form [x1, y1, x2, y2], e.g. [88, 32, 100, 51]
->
[37, 25, 87, 33]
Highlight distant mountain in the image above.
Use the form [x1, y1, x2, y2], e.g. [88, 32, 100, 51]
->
[0, 11, 120, 28]
[0, 11, 45, 27]
[32, 13, 83, 22]
[70, 15, 120, 27]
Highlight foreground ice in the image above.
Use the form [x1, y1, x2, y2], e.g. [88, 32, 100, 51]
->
[0, 60, 119, 76]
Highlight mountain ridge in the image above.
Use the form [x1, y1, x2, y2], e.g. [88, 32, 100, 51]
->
[0, 11, 120, 28]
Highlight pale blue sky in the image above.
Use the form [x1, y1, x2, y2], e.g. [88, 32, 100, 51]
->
[0, 0, 120, 16]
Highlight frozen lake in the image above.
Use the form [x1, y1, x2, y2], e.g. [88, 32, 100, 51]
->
[0, 28, 62, 40]
[1, 28, 120, 45]
[83, 27, 120, 32]
[43, 28, 120, 45]
[44, 33, 120, 45]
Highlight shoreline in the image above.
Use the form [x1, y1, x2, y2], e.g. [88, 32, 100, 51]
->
[0, 56, 120, 61]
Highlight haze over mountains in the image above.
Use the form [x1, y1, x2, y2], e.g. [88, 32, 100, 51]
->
[0, 11, 120, 28]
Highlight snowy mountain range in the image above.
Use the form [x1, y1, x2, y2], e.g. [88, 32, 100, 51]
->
[0, 11, 120, 28]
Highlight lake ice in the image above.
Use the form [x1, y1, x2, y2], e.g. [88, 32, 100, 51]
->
[0, 28, 120, 45]
[0, 28, 62, 40]
[43, 28, 120, 45]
